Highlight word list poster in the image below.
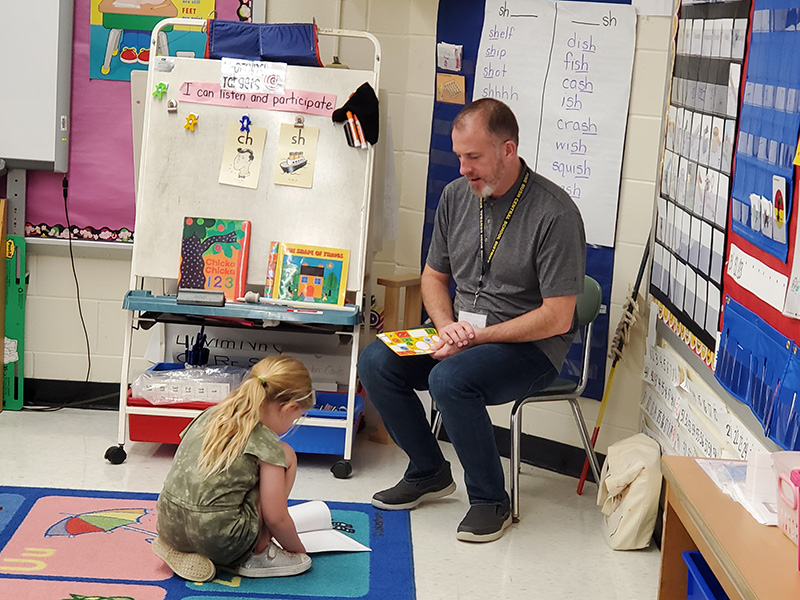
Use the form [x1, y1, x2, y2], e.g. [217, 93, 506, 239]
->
[475, 0, 636, 248]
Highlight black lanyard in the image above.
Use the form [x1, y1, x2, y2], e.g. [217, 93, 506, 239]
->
[475, 170, 529, 307]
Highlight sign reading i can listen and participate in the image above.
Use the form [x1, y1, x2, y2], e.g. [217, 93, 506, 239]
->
[179, 82, 337, 117]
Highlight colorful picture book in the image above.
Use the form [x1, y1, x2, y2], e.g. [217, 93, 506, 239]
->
[377, 328, 440, 356]
[178, 217, 251, 302]
[265, 241, 350, 306]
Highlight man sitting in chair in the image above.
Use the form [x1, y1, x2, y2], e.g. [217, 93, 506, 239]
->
[358, 98, 586, 543]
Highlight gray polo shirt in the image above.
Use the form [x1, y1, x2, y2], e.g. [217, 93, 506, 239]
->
[426, 161, 586, 369]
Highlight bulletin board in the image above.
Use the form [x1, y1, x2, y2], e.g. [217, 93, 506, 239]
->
[651, 0, 800, 450]
[426, 0, 637, 399]
[23, 0, 246, 242]
[133, 29, 376, 292]
[650, 0, 752, 355]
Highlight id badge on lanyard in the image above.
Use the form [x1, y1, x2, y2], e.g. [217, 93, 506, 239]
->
[458, 310, 487, 329]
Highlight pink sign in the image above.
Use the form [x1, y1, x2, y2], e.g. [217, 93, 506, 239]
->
[179, 82, 337, 116]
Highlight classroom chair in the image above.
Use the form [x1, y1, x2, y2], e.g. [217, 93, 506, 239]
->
[509, 275, 603, 521]
[377, 273, 604, 522]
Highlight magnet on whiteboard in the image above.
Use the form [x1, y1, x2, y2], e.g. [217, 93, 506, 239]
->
[167, 98, 178, 112]
[239, 115, 252, 132]
[185, 114, 199, 131]
[153, 82, 168, 99]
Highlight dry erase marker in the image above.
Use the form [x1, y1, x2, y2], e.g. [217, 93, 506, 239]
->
[343, 121, 355, 146]
[287, 308, 324, 314]
[353, 113, 368, 149]
[346, 111, 361, 147]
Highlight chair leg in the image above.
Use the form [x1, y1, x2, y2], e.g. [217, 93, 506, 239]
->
[431, 409, 443, 438]
[509, 402, 524, 522]
[568, 399, 602, 486]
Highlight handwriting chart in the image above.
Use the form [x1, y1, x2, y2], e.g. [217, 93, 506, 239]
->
[474, 0, 556, 162]
[474, 0, 636, 248]
[536, 2, 636, 248]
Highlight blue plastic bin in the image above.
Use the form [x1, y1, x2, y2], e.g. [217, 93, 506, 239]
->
[282, 392, 364, 455]
[682, 551, 730, 600]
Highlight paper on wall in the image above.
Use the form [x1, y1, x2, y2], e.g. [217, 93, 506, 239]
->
[727, 243, 788, 311]
[436, 42, 463, 72]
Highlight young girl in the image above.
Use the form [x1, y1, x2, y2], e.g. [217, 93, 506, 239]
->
[152, 355, 316, 581]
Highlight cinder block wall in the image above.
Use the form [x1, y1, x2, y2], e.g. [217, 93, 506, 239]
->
[24, 1, 673, 455]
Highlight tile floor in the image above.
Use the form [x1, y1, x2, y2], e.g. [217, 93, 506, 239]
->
[0, 408, 662, 599]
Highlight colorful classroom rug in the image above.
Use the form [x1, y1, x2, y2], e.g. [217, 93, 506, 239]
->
[0, 486, 415, 600]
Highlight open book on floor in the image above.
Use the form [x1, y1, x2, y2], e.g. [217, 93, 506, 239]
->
[288, 500, 371, 553]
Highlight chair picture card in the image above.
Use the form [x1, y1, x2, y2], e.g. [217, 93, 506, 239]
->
[219, 122, 268, 189]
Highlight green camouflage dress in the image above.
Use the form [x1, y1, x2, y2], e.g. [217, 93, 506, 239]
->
[156, 409, 287, 566]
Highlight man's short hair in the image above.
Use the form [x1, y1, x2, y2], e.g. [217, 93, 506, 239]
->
[453, 98, 519, 146]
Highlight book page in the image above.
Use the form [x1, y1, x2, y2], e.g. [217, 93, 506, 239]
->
[299, 529, 371, 553]
[289, 500, 335, 534]
[288, 501, 371, 553]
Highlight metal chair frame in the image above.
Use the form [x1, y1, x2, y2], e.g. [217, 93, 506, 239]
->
[509, 275, 603, 521]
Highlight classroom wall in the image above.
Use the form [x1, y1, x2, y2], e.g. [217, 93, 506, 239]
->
[22, 0, 674, 456]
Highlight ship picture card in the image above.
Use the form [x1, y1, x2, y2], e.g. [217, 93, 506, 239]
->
[273, 122, 319, 189]
[178, 217, 251, 302]
[268, 242, 349, 306]
[377, 328, 441, 356]
[219, 122, 267, 189]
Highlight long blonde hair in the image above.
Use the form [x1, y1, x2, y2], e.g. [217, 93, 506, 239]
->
[197, 355, 314, 477]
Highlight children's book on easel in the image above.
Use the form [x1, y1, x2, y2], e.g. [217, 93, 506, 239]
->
[178, 217, 251, 302]
[264, 241, 350, 307]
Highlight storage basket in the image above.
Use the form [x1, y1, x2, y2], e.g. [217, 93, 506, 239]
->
[682, 551, 729, 600]
[772, 451, 800, 545]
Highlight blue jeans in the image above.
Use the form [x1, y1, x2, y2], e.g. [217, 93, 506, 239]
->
[358, 338, 558, 505]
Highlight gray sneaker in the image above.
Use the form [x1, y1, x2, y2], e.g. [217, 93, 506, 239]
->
[456, 502, 512, 543]
[234, 541, 311, 578]
[152, 536, 216, 582]
[372, 462, 456, 510]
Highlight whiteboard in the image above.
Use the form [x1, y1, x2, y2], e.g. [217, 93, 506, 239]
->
[0, 0, 73, 171]
[133, 53, 376, 294]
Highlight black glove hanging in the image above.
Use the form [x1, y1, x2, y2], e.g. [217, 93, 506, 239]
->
[332, 82, 380, 145]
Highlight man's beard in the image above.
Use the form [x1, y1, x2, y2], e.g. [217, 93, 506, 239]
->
[467, 153, 505, 198]
[471, 182, 495, 198]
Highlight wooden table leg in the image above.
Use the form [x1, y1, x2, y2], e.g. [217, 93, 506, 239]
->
[658, 484, 698, 600]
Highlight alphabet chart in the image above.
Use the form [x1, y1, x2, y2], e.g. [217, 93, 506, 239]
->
[474, 0, 636, 248]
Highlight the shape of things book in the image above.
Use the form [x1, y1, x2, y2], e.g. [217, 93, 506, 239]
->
[287, 501, 370, 553]
[265, 241, 349, 306]
[178, 217, 251, 302]
[377, 328, 440, 356]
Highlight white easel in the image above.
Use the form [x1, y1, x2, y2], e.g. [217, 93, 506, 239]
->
[106, 18, 380, 478]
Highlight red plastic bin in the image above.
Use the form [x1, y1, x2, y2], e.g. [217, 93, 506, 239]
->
[127, 394, 214, 444]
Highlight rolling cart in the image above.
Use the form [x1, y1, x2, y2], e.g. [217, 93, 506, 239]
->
[106, 18, 380, 478]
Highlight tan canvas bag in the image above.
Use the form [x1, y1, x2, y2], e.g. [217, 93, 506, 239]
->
[597, 433, 662, 550]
